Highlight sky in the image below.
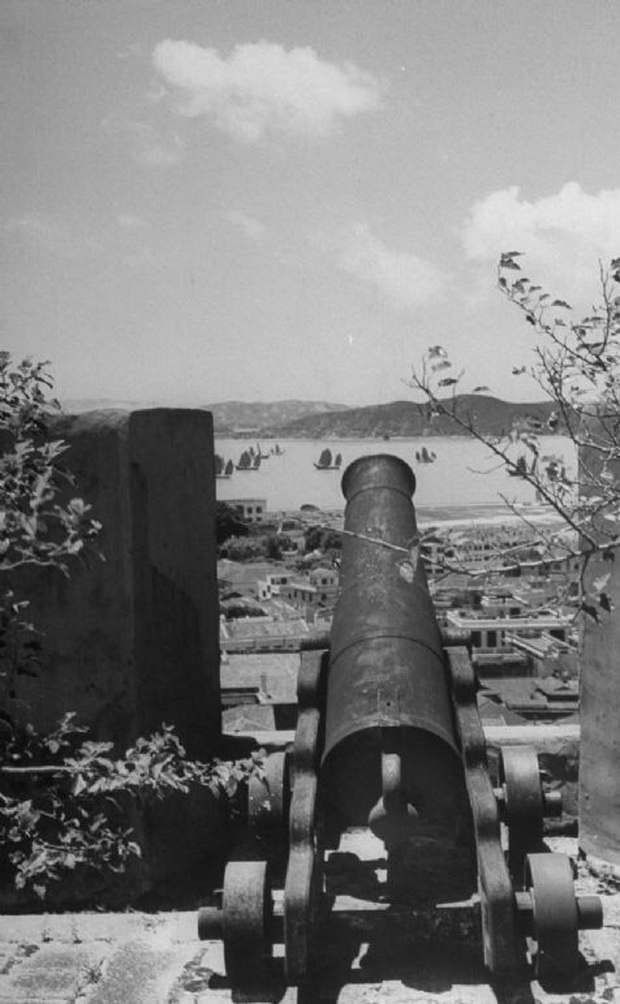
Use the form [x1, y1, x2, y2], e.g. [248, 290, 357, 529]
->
[3, 0, 620, 407]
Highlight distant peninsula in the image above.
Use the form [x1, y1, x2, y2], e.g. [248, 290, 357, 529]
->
[209, 395, 567, 440]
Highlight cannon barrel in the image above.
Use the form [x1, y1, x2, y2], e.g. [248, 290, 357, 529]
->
[321, 454, 470, 845]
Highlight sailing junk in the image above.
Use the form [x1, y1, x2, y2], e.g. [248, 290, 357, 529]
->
[415, 446, 436, 464]
[314, 448, 342, 470]
[236, 450, 260, 471]
[215, 454, 232, 479]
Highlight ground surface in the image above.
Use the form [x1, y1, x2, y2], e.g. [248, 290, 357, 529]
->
[2, 838, 620, 1004]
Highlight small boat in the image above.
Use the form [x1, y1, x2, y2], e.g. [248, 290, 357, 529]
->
[508, 455, 535, 478]
[271, 443, 285, 456]
[256, 442, 270, 459]
[415, 446, 436, 464]
[225, 459, 234, 476]
[214, 454, 231, 479]
[314, 448, 342, 470]
[236, 450, 253, 471]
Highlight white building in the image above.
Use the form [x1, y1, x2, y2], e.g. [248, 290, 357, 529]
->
[280, 567, 339, 614]
[257, 570, 295, 602]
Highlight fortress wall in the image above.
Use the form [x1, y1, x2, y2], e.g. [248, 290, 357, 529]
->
[16, 408, 221, 759]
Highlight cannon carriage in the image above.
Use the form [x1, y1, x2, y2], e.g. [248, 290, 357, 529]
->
[199, 454, 602, 987]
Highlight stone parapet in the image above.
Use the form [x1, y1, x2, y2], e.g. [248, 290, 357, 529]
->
[14, 408, 221, 759]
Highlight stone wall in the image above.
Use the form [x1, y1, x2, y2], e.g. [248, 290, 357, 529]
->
[6, 408, 224, 907]
[14, 408, 220, 760]
[578, 419, 620, 866]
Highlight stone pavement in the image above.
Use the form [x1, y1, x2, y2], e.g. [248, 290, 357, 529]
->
[2, 840, 620, 1004]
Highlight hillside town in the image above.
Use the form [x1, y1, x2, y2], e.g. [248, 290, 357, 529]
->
[218, 494, 582, 731]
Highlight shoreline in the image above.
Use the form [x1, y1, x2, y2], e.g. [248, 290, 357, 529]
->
[271, 502, 567, 530]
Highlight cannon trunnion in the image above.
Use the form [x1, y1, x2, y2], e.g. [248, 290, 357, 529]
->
[199, 455, 602, 988]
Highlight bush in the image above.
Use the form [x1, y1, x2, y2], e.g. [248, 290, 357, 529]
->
[0, 355, 263, 899]
[216, 502, 249, 545]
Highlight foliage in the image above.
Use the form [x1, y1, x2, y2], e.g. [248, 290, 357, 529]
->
[215, 502, 249, 545]
[218, 535, 266, 561]
[304, 525, 343, 554]
[0, 355, 264, 898]
[411, 253, 620, 620]
[0, 355, 101, 710]
[1, 714, 264, 898]
[264, 533, 282, 560]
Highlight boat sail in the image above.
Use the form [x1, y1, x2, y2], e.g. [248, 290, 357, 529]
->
[508, 454, 536, 478]
[236, 450, 252, 471]
[215, 454, 231, 479]
[314, 448, 342, 470]
[415, 447, 436, 464]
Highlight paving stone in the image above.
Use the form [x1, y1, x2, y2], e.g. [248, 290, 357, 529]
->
[0, 944, 108, 1003]
[0, 967, 82, 999]
[0, 951, 17, 976]
[87, 940, 198, 1004]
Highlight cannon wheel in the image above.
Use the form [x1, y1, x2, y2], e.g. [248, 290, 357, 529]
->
[222, 860, 272, 984]
[500, 745, 544, 881]
[524, 853, 580, 983]
[249, 750, 290, 835]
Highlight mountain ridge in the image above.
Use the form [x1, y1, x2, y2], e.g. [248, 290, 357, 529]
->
[60, 395, 567, 439]
[257, 395, 568, 439]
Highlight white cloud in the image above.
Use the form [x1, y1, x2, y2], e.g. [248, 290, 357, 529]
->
[333, 223, 443, 309]
[5, 213, 97, 257]
[227, 210, 266, 241]
[152, 39, 383, 143]
[102, 115, 184, 168]
[462, 182, 620, 302]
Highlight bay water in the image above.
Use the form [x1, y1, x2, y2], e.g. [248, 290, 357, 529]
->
[214, 436, 575, 515]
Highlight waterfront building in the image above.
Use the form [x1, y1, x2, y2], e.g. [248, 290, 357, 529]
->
[226, 498, 267, 522]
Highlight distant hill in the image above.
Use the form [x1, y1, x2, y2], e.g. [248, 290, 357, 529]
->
[206, 399, 350, 434]
[60, 398, 349, 433]
[60, 394, 567, 440]
[268, 396, 568, 439]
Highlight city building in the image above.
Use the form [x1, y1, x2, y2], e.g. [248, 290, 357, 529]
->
[226, 498, 267, 522]
[220, 616, 310, 654]
[445, 607, 573, 674]
[280, 566, 339, 617]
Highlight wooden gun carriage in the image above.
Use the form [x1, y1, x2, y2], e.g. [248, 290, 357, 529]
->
[199, 454, 602, 986]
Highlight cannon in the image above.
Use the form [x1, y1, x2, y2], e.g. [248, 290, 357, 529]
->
[199, 454, 602, 986]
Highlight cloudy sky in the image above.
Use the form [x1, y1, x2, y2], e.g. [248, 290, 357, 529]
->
[2, 0, 620, 406]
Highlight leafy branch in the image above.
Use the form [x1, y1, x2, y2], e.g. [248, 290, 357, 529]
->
[1, 714, 264, 898]
[410, 253, 620, 621]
